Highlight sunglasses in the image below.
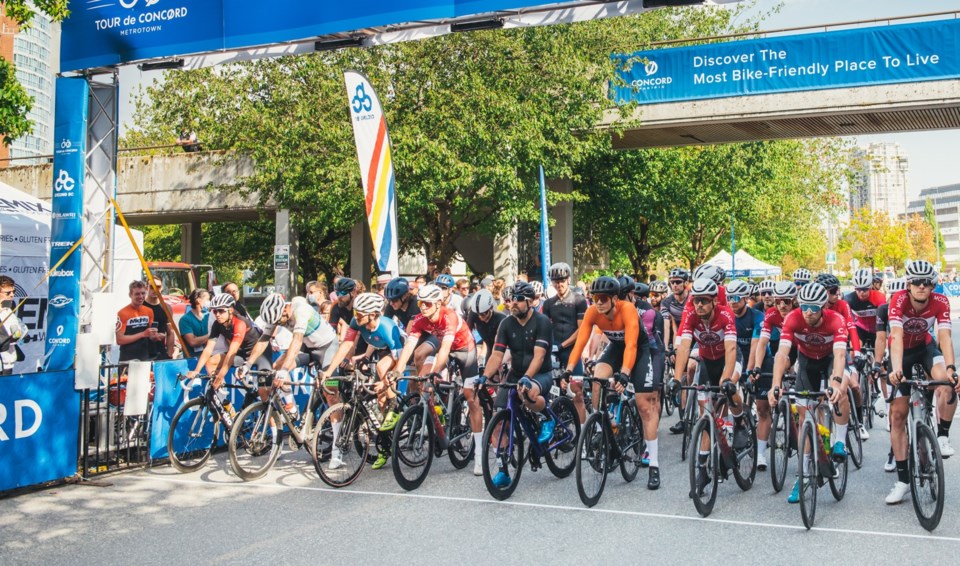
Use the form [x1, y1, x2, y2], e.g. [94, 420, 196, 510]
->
[212, 308, 229, 315]
[418, 300, 435, 308]
[669, 280, 685, 285]
[727, 295, 743, 303]
[827, 287, 839, 295]
[775, 298, 794, 306]
[800, 304, 822, 313]
[855, 287, 870, 292]
[458, 286, 468, 291]
[910, 279, 936, 288]
[511, 297, 529, 304]
[593, 294, 613, 304]
[336, 290, 351, 297]
[692, 297, 713, 305]
[353, 310, 368, 320]
[760, 291, 773, 297]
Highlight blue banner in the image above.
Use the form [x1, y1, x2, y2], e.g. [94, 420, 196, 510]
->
[0, 371, 80, 491]
[44, 79, 87, 372]
[942, 282, 960, 298]
[612, 19, 960, 105]
[538, 165, 551, 290]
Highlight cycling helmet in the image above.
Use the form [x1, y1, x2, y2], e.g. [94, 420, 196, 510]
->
[905, 259, 937, 282]
[694, 264, 725, 284]
[757, 279, 776, 294]
[353, 292, 386, 314]
[887, 278, 907, 293]
[669, 267, 691, 281]
[384, 277, 409, 300]
[259, 293, 286, 324]
[548, 262, 572, 281]
[511, 281, 536, 302]
[797, 282, 829, 307]
[589, 276, 620, 297]
[690, 278, 719, 297]
[851, 268, 873, 289]
[335, 277, 357, 295]
[617, 275, 635, 299]
[650, 280, 668, 294]
[873, 271, 884, 282]
[530, 280, 544, 298]
[417, 284, 443, 303]
[772, 281, 797, 299]
[814, 273, 840, 289]
[210, 293, 236, 309]
[434, 273, 455, 289]
[792, 268, 811, 284]
[634, 282, 650, 298]
[472, 289, 496, 314]
[725, 279, 751, 298]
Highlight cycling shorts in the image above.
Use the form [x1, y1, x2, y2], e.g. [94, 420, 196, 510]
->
[293, 340, 338, 371]
[597, 341, 656, 393]
[556, 345, 584, 375]
[496, 371, 554, 409]
[796, 353, 833, 394]
[696, 350, 743, 388]
[895, 342, 945, 399]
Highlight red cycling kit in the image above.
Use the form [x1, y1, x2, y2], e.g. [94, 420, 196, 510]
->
[887, 290, 951, 351]
[406, 306, 476, 352]
[679, 304, 739, 386]
[825, 298, 861, 353]
[779, 309, 847, 391]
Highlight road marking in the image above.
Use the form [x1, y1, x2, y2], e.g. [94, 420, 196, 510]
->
[128, 474, 960, 543]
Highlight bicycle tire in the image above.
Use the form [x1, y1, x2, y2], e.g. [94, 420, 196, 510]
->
[313, 402, 371, 488]
[680, 393, 696, 462]
[482, 409, 524, 501]
[168, 396, 219, 473]
[447, 393, 474, 470]
[545, 396, 580, 478]
[860, 370, 873, 430]
[799, 420, 818, 530]
[770, 399, 790, 493]
[732, 411, 757, 491]
[663, 382, 676, 417]
[391, 404, 435, 491]
[229, 400, 281, 481]
[910, 422, 945, 531]
[689, 417, 719, 517]
[846, 389, 863, 469]
[576, 412, 608, 507]
[619, 401, 643, 482]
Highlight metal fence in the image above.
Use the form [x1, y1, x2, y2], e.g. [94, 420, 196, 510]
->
[79, 363, 153, 477]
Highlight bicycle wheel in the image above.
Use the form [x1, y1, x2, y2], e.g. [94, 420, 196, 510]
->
[482, 409, 524, 501]
[229, 400, 282, 481]
[688, 417, 719, 517]
[392, 405, 435, 491]
[732, 411, 757, 491]
[770, 399, 790, 493]
[545, 396, 580, 478]
[798, 420, 818, 530]
[846, 388, 863, 466]
[447, 393, 473, 470]
[680, 393, 696, 462]
[168, 397, 219, 473]
[576, 412, 608, 507]
[860, 370, 873, 430]
[313, 403, 370, 488]
[619, 401, 643, 482]
[910, 422, 945, 531]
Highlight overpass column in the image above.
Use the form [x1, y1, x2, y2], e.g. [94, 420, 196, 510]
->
[494, 226, 518, 287]
[180, 222, 202, 264]
[275, 209, 298, 298]
[351, 220, 372, 284]
[549, 178, 574, 280]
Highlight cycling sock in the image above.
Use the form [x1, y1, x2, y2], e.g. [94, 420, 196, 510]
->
[645, 439, 659, 467]
[757, 439, 768, 455]
[474, 432, 483, 455]
[938, 419, 952, 438]
[331, 421, 342, 450]
[835, 424, 848, 446]
[896, 460, 909, 484]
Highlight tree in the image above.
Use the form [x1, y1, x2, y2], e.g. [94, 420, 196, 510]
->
[924, 198, 947, 259]
[839, 208, 908, 270]
[906, 213, 937, 265]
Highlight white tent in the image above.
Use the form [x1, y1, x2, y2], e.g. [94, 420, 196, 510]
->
[0, 182, 143, 373]
[706, 249, 782, 279]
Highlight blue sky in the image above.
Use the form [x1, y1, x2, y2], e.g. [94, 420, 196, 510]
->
[119, 0, 960, 196]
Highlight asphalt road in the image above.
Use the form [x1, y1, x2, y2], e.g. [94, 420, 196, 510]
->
[4, 407, 960, 566]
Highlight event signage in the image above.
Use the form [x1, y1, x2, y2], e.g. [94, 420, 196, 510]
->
[0, 371, 80, 491]
[611, 19, 960, 105]
[44, 79, 87, 371]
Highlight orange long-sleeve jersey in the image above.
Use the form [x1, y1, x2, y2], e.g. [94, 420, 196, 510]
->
[567, 301, 641, 372]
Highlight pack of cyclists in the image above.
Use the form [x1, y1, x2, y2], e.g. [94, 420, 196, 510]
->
[176, 258, 960, 516]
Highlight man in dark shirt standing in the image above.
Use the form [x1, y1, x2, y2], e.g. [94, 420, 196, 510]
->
[541, 262, 587, 374]
[145, 276, 174, 360]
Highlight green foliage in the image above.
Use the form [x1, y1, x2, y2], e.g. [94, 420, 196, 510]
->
[924, 198, 947, 257]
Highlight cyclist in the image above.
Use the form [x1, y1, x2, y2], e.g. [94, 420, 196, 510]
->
[478, 281, 555, 488]
[561, 276, 660, 489]
[661, 267, 691, 350]
[393, 283, 484, 475]
[649, 280, 668, 310]
[757, 279, 776, 311]
[384, 277, 420, 329]
[768, 282, 849, 504]
[727, 280, 762, 371]
[636, 281, 667, 420]
[886, 260, 958, 504]
[466, 289, 507, 367]
[816, 272, 866, 441]
[542, 261, 588, 419]
[434, 273, 463, 312]
[872, 271, 885, 293]
[846, 268, 887, 434]
[329, 278, 359, 338]
[876, 277, 905, 472]
[793, 268, 812, 288]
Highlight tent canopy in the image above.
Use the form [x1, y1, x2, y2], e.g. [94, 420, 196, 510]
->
[706, 249, 782, 279]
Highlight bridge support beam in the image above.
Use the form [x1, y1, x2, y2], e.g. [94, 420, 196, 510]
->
[275, 209, 298, 298]
[494, 226, 518, 287]
[180, 222, 202, 264]
[351, 220, 372, 284]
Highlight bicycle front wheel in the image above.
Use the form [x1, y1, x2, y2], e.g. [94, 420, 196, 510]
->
[545, 396, 580, 478]
[680, 394, 696, 462]
[229, 401, 282, 481]
[576, 412, 608, 507]
[482, 409, 524, 501]
[910, 422, 945, 531]
[314, 403, 370, 488]
[860, 370, 873, 430]
[689, 417, 719, 517]
[798, 420, 818, 530]
[619, 401, 643, 483]
[447, 393, 474, 470]
[392, 405, 435, 491]
[168, 396, 219, 473]
[732, 411, 757, 491]
[770, 399, 790, 493]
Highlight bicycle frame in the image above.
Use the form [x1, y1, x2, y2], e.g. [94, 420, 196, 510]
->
[498, 384, 573, 465]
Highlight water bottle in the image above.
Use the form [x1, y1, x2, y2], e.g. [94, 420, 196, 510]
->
[817, 423, 832, 454]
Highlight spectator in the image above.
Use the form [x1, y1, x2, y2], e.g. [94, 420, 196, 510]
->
[456, 278, 470, 297]
[116, 280, 155, 362]
[221, 281, 250, 319]
[480, 275, 494, 293]
[305, 280, 327, 310]
[375, 273, 392, 297]
[491, 278, 506, 307]
[179, 288, 210, 357]
[177, 130, 201, 152]
[145, 276, 174, 360]
[517, 271, 529, 283]
[413, 275, 426, 293]
[0, 276, 24, 374]
[318, 300, 333, 322]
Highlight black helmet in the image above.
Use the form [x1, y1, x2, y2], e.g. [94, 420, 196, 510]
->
[510, 281, 536, 301]
[335, 277, 356, 295]
[669, 267, 690, 281]
[814, 273, 840, 289]
[617, 275, 635, 299]
[384, 277, 409, 301]
[634, 282, 650, 298]
[589, 276, 620, 296]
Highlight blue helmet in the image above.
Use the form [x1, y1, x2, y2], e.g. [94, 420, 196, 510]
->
[384, 277, 409, 301]
[434, 273, 455, 289]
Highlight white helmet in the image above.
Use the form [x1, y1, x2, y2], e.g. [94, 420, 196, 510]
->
[694, 264, 725, 284]
[792, 268, 812, 284]
[905, 259, 937, 282]
[472, 289, 496, 314]
[758, 279, 776, 294]
[772, 281, 797, 300]
[353, 292, 386, 314]
[797, 282, 829, 307]
[852, 268, 873, 289]
[417, 284, 443, 303]
[725, 279, 751, 297]
[650, 280, 669, 294]
[530, 280, 544, 298]
[259, 293, 286, 325]
[211, 293, 236, 310]
[690, 278, 718, 297]
[887, 278, 907, 293]
[548, 262, 572, 280]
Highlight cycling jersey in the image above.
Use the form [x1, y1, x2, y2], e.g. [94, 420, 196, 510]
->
[877, 303, 889, 333]
[384, 300, 420, 329]
[733, 306, 763, 362]
[660, 293, 688, 326]
[678, 304, 737, 362]
[759, 306, 788, 353]
[345, 315, 405, 356]
[541, 290, 587, 347]
[467, 309, 507, 358]
[825, 298, 861, 352]
[844, 290, 885, 335]
[888, 289, 952, 350]
[567, 300, 645, 372]
[406, 305, 476, 352]
[637, 299, 665, 352]
[210, 311, 260, 356]
[116, 304, 154, 362]
[779, 309, 847, 360]
[680, 286, 728, 320]
[264, 296, 337, 350]
[493, 311, 553, 378]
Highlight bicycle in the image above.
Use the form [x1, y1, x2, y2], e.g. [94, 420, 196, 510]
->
[769, 372, 798, 493]
[167, 371, 260, 472]
[685, 381, 757, 518]
[856, 346, 878, 430]
[480, 377, 581, 500]
[845, 383, 863, 469]
[884, 364, 954, 531]
[228, 364, 330, 481]
[575, 375, 644, 507]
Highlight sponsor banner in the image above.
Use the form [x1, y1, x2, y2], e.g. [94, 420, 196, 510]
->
[942, 282, 960, 297]
[44, 78, 87, 371]
[0, 371, 80, 491]
[612, 19, 960, 105]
